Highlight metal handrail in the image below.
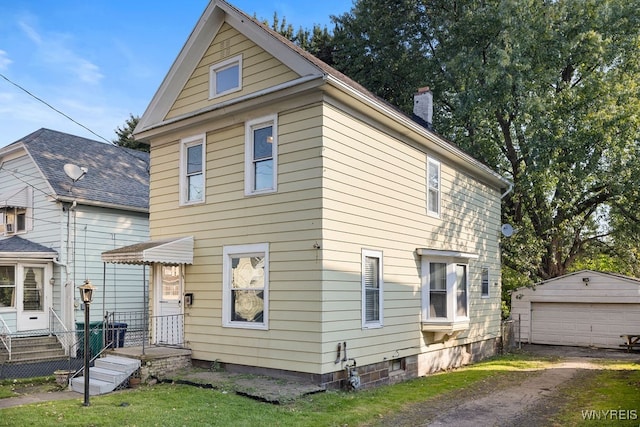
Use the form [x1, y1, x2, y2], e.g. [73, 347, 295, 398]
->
[49, 308, 72, 356]
[0, 315, 12, 361]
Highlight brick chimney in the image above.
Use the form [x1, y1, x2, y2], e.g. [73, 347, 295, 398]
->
[413, 86, 433, 130]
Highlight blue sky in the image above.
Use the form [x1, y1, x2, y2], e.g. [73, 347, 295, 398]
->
[0, 1, 351, 148]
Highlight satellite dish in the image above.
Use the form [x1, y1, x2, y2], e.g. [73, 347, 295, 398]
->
[64, 163, 88, 182]
[501, 224, 514, 237]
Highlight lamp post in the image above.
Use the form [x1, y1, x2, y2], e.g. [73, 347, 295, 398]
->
[79, 279, 95, 406]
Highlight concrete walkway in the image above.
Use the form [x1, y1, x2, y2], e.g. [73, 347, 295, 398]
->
[0, 389, 82, 409]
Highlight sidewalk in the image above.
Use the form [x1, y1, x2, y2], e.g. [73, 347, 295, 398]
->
[0, 389, 81, 409]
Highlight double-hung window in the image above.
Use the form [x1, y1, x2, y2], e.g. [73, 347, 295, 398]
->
[222, 243, 269, 330]
[0, 265, 15, 308]
[209, 55, 242, 98]
[362, 249, 383, 328]
[427, 158, 440, 217]
[180, 135, 205, 205]
[481, 267, 490, 298]
[245, 115, 277, 195]
[1, 187, 32, 235]
[418, 249, 475, 335]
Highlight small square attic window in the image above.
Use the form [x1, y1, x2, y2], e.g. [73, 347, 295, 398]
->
[210, 55, 242, 98]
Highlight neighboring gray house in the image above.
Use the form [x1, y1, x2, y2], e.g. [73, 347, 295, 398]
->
[0, 128, 149, 338]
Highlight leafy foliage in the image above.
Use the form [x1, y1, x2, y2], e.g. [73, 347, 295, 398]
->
[329, 0, 640, 293]
[113, 114, 148, 152]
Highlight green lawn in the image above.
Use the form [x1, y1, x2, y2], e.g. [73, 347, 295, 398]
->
[550, 362, 640, 427]
[0, 354, 637, 427]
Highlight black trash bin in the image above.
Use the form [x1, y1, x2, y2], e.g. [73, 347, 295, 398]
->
[107, 322, 128, 348]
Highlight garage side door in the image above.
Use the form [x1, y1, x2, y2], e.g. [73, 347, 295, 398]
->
[531, 302, 640, 349]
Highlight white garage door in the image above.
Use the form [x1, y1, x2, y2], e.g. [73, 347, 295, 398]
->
[531, 302, 640, 349]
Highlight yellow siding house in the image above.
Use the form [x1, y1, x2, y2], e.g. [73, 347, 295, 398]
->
[112, 0, 510, 389]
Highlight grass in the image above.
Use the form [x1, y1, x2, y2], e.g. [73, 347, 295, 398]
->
[0, 353, 635, 427]
[550, 360, 640, 427]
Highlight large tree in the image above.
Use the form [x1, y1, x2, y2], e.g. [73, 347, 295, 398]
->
[331, 0, 640, 288]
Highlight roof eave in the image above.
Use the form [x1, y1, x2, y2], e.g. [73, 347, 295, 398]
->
[323, 75, 510, 190]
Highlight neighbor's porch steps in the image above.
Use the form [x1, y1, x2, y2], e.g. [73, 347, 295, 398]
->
[71, 355, 140, 395]
[0, 335, 66, 363]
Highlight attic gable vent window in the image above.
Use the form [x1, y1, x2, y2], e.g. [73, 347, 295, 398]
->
[209, 55, 242, 98]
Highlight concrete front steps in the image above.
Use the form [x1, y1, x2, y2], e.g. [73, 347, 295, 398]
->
[71, 355, 141, 395]
[0, 335, 66, 363]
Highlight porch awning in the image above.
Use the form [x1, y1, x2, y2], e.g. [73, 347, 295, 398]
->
[101, 236, 194, 265]
[0, 186, 28, 208]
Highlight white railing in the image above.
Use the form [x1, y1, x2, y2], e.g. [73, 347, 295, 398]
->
[49, 308, 72, 356]
[0, 315, 12, 361]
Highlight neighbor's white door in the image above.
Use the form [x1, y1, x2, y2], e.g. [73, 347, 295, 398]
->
[17, 264, 51, 331]
[154, 265, 183, 345]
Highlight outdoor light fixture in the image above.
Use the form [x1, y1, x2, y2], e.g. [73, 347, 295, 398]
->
[582, 277, 590, 285]
[79, 279, 95, 304]
[78, 279, 95, 406]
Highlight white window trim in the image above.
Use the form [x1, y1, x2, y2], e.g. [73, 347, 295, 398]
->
[362, 249, 383, 329]
[222, 243, 269, 330]
[420, 256, 470, 324]
[427, 158, 441, 218]
[481, 267, 490, 298]
[179, 134, 206, 206]
[244, 115, 278, 196]
[209, 54, 243, 99]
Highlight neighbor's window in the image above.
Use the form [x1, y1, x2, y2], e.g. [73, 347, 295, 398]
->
[427, 158, 440, 217]
[222, 243, 269, 330]
[1, 186, 32, 235]
[362, 249, 383, 328]
[209, 55, 242, 98]
[422, 258, 469, 322]
[0, 265, 15, 308]
[180, 134, 205, 205]
[481, 267, 490, 298]
[245, 115, 277, 195]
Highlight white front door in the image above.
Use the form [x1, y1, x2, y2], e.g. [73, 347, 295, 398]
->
[154, 265, 183, 345]
[17, 264, 51, 331]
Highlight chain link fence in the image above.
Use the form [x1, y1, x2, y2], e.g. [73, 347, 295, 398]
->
[1, 312, 184, 380]
[501, 316, 522, 352]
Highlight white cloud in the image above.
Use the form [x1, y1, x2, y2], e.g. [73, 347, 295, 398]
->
[0, 50, 12, 70]
[18, 20, 42, 45]
[18, 18, 104, 85]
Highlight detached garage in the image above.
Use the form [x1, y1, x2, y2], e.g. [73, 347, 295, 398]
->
[511, 270, 640, 349]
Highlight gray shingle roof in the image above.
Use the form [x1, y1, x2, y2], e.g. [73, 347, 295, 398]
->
[13, 128, 149, 211]
[0, 235, 57, 255]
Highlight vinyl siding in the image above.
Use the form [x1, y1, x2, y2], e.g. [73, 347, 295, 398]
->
[72, 205, 149, 320]
[166, 23, 299, 120]
[150, 102, 325, 372]
[319, 102, 502, 370]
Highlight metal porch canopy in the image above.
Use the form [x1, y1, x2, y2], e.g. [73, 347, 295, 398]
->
[101, 236, 194, 265]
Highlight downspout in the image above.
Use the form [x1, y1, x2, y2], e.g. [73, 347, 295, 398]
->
[501, 182, 514, 200]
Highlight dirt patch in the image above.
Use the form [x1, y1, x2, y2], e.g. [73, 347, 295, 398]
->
[370, 345, 640, 427]
[158, 369, 325, 404]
